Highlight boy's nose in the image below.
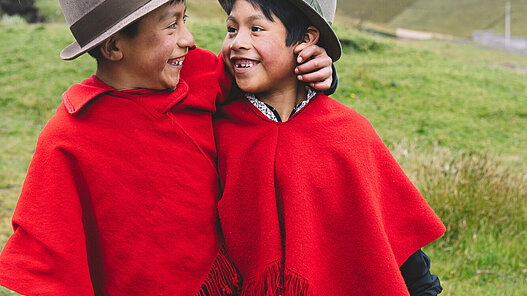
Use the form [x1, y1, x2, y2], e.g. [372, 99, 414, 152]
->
[230, 32, 249, 51]
[178, 24, 195, 49]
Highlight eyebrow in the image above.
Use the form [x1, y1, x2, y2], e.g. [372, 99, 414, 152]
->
[158, 6, 187, 22]
[226, 14, 265, 23]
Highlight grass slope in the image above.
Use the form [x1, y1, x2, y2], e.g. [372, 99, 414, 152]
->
[1, 3, 526, 296]
[389, 0, 527, 37]
[335, 27, 527, 164]
[338, 0, 416, 23]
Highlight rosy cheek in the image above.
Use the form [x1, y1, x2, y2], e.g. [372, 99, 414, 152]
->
[257, 39, 281, 64]
[149, 35, 172, 52]
[257, 38, 296, 71]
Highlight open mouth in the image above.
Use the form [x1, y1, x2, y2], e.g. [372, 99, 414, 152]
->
[232, 58, 260, 71]
[167, 56, 185, 67]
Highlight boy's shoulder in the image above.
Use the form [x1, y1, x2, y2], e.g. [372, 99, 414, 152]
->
[308, 94, 374, 130]
[180, 47, 232, 105]
[181, 47, 221, 75]
[41, 75, 128, 146]
[61, 75, 114, 116]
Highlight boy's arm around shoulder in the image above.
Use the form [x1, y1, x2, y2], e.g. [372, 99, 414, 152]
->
[0, 113, 96, 296]
[180, 47, 232, 108]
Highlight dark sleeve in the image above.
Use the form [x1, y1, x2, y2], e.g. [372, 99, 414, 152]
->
[400, 249, 442, 296]
[323, 64, 338, 96]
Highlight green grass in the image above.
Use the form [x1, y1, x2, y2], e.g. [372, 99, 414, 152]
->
[334, 27, 527, 165]
[338, 0, 527, 37]
[391, 143, 526, 295]
[33, 0, 64, 22]
[1, 4, 526, 296]
[389, 0, 527, 37]
[340, 0, 416, 23]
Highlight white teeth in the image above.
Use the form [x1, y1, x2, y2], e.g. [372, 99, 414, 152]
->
[237, 63, 253, 68]
[169, 60, 183, 66]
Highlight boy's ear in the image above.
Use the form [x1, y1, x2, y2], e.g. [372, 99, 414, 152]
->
[99, 35, 124, 61]
[303, 26, 320, 45]
[295, 26, 320, 52]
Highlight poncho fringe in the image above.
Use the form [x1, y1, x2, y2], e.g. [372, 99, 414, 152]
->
[241, 260, 316, 296]
[197, 248, 240, 296]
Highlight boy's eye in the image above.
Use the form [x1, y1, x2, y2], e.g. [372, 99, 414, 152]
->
[227, 26, 237, 33]
[167, 15, 188, 29]
[252, 26, 263, 32]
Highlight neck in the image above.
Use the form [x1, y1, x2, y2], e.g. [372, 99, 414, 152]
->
[95, 61, 119, 90]
[95, 61, 142, 91]
[257, 82, 307, 122]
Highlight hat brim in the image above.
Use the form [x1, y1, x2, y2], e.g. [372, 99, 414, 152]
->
[218, 0, 342, 62]
[288, 0, 341, 62]
[61, 0, 170, 60]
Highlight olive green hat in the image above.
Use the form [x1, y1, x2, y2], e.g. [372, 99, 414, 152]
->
[218, 0, 342, 61]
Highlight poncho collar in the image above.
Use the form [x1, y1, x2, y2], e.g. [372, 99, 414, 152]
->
[244, 86, 317, 122]
[62, 75, 190, 115]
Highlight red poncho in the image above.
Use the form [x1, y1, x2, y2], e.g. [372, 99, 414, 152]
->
[0, 48, 239, 295]
[214, 93, 446, 295]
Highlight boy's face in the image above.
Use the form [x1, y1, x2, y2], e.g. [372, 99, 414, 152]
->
[222, 0, 298, 95]
[118, 1, 194, 90]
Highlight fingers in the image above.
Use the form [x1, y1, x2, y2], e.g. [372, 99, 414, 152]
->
[297, 67, 332, 91]
[295, 44, 334, 92]
[294, 44, 324, 63]
[307, 81, 332, 91]
[295, 56, 332, 75]
[297, 66, 331, 82]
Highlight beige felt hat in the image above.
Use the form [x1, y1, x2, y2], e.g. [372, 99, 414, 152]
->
[218, 0, 342, 61]
[59, 0, 172, 60]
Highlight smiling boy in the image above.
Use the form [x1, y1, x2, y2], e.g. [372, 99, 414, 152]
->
[214, 0, 446, 295]
[0, 0, 335, 295]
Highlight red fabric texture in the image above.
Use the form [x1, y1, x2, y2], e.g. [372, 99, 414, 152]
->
[214, 94, 446, 295]
[0, 47, 239, 295]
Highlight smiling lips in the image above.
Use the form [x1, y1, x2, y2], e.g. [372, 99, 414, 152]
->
[232, 58, 260, 72]
[167, 56, 185, 67]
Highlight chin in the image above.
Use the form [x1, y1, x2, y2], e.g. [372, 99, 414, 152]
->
[235, 78, 262, 94]
[164, 76, 181, 89]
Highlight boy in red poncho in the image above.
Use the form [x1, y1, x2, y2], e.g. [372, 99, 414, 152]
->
[214, 0, 446, 295]
[0, 0, 335, 295]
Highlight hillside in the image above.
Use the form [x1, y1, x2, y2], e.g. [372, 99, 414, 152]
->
[389, 0, 527, 37]
[339, 0, 527, 37]
[338, 0, 415, 23]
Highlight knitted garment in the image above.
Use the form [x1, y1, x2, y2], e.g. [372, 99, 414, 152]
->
[0, 48, 239, 296]
[214, 94, 446, 296]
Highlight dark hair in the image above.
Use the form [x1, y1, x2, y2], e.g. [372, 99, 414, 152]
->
[88, 0, 184, 59]
[222, 0, 311, 46]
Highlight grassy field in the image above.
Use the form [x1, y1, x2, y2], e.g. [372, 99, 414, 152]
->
[338, 0, 527, 37]
[339, 0, 416, 23]
[1, 1, 527, 295]
[389, 0, 527, 37]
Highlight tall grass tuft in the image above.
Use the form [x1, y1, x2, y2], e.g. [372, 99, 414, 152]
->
[392, 142, 526, 243]
[391, 142, 526, 290]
